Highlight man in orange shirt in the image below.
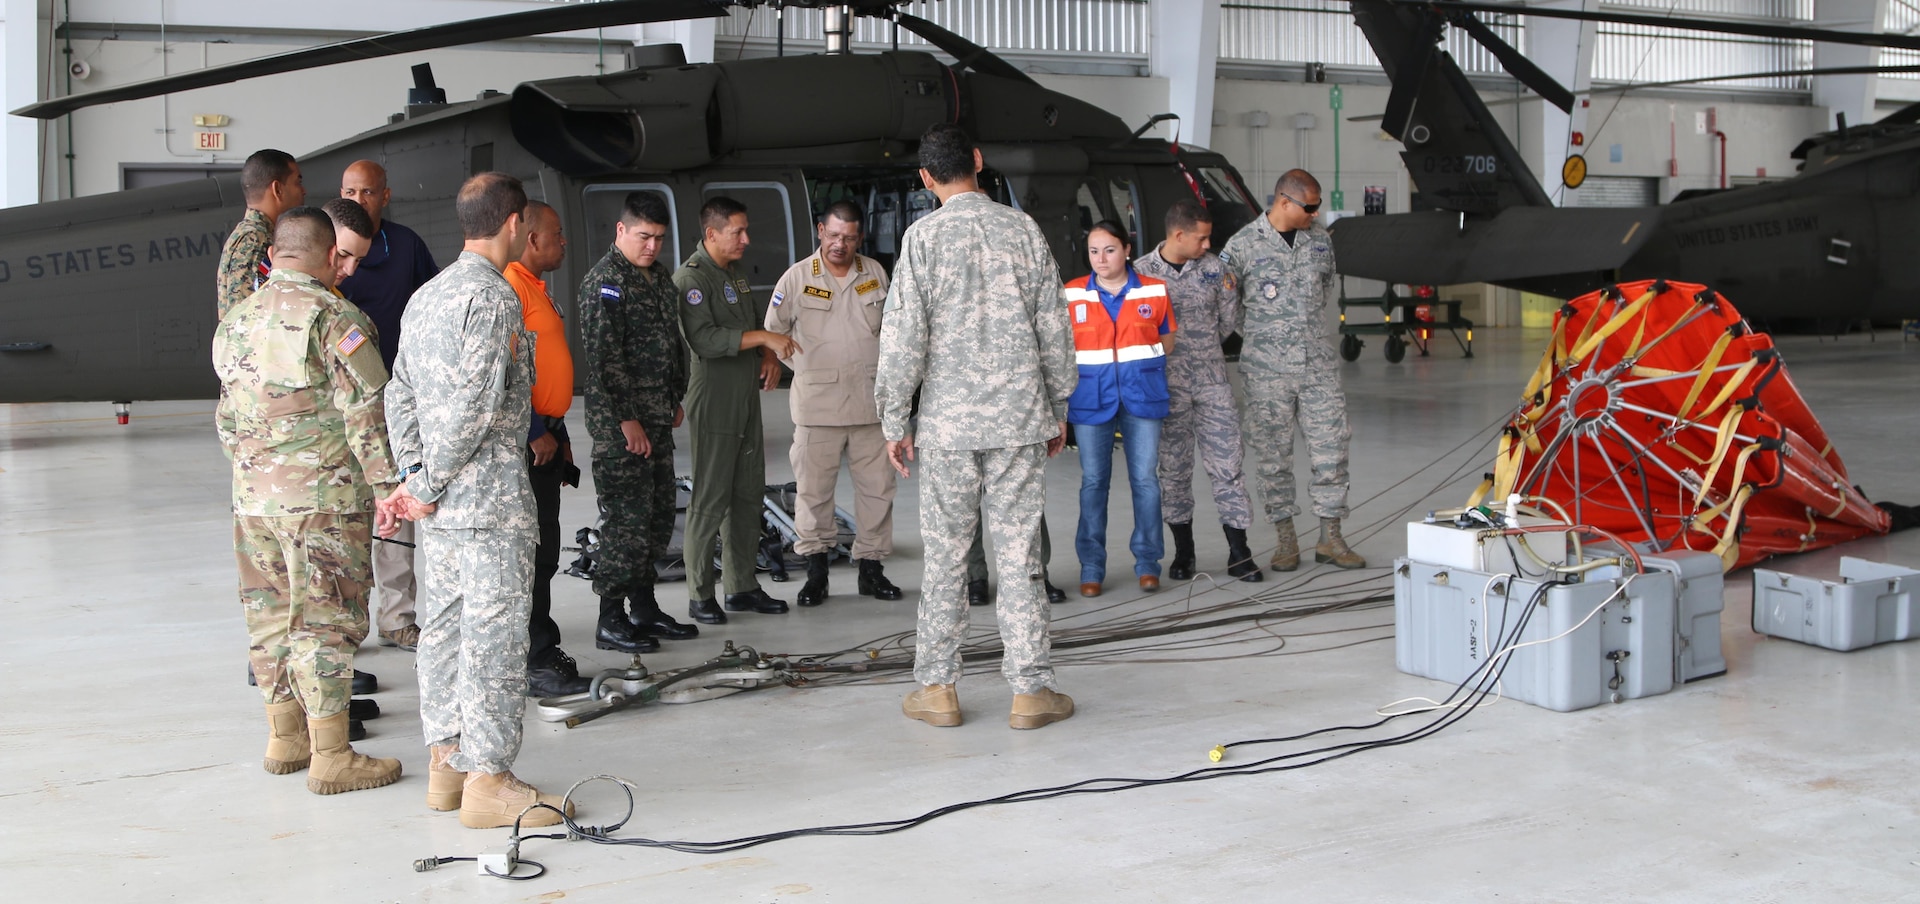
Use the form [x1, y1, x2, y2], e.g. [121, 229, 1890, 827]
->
[504, 200, 591, 698]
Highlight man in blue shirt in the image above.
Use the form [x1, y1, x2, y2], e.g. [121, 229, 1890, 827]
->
[339, 159, 441, 651]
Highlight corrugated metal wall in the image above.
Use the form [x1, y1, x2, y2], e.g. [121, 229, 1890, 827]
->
[1882, 0, 1920, 81]
[715, 0, 1148, 57]
[712, 0, 1822, 95]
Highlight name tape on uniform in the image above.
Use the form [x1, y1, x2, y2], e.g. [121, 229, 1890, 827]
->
[803, 286, 832, 300]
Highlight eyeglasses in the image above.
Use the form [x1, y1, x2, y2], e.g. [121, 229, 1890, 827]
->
[1278, 192, 1321, 215]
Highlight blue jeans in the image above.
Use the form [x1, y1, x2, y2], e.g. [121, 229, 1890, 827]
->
[1073, 412, 1164, 582]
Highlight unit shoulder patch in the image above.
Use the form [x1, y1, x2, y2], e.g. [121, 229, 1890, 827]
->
[686, 288, 704, 306]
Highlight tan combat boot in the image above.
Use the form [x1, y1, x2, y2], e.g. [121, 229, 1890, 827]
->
[1270, 518, 1301, 571]
[1315, 517, 1368, 569]
[263, 699, 310, 775]
[902, 683, 962, 727]
[427, 744, 464, 811]
[305, 712, 402, 795]
[1009, 687, 1075, 730]
[459, 771, 573, 830]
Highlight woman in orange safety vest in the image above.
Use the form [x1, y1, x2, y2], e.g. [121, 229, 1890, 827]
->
[1065, 220, 1177, 598]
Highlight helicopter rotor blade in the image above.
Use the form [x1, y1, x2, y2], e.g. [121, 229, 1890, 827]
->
[1449, 11, 1574, 113]
[1388, 0, 1920, 52]
[889, 11, 1037, 85]
[12, 0, 729, 120]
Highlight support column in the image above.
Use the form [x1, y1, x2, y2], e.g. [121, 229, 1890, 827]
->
[1522, 0, 1597, 206]
[1812, 0, 1888, 130]
[1149, 0, 1220, 148]
[2, 0, 46, 208]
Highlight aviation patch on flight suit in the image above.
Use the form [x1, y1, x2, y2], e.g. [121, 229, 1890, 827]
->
[803, 286, 832, 300]
[336, 326, 368, 356]
[854, 279, 880, 295]
[686, 288, 704, 306]
[723, 284, 739, 304]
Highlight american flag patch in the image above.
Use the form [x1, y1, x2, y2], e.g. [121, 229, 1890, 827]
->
[337, 327, 367, 356]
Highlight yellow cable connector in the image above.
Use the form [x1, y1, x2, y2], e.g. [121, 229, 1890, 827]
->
[1209, 745, 1226, 763]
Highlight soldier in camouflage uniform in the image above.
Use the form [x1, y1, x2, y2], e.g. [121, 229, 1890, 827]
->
[1133, 198, 1263, 583]
[673, 197, 801, 624]
[1219, 169, 1365, 571]
[579, 191, 698, 652]
[381, 173, 569, 830]
[217, 149, 305, 319]
[213, 206, 400, 796]
[878, 125, 1078, 730]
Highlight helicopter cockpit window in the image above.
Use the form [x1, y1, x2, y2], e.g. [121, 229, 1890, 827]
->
[581, 183, 680, 274]
[1074, 182, 1103, 234]
[704, 182, 797, 293]
[1108, 176, 1142, 251]
[1198, 166, 1258, 211]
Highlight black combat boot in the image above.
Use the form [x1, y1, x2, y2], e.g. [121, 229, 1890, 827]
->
[1044, 579, 1066, 604]
[629, 585, 699, 640]
[797, 553, 830, 607]
[1167, 521, 1196, 580]
[527, 647, 592, 698]
[724, 587, 790, 614]
[968, 578, 990, 607]
[689, 598, 728, 625]
[857, 559, 903, 600]
[1224, 525, 1264, 582]
[596, 596, 660, 653]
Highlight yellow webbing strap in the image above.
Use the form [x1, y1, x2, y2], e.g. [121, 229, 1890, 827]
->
[1675, 331, 1735, 421]
[1705, 483, 1755, 570]
[1491, 430, 1523, 498]
[1692, 413, 1752, 512]
[1568, 288, 1655, 365]
[1689, 358, 1756, 423]
[1629, 365, 1684, 379]
[1692, 442, 1762, 526]
[1466, 476, 1494, 508]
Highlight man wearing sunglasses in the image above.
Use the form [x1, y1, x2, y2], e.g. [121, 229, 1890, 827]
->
[1218, 169, 1366, 573]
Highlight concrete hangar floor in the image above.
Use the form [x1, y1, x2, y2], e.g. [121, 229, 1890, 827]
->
[2, 325, 1916, 902]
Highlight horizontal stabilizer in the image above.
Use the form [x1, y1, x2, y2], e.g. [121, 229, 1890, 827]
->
[1330, 207, 1659, 286]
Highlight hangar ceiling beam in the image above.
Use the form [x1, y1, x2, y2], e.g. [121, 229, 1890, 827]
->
[1813, 0, 1888, 131]
[1150, 0, 1221, 149]
[1523, 0, 1596, 206]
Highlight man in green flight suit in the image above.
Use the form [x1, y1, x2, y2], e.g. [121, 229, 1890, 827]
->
[673, 197, 802, 624]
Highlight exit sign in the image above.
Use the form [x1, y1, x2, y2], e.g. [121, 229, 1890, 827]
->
[194, 131, 227, 151]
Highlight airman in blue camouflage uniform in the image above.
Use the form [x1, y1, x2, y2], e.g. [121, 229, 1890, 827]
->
[879, 125, 1078, 731]
[1219, 169, 1366, 571]
[1134, 198, 1264, 583]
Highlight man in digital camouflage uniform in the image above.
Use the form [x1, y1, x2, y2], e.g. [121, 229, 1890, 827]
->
[1134, 197, 1263, 583]
[579, 191, 699, 654]
[381, 173, 569, 830]
[214, 206, 400, 796]
[1219, 169, 1365, 571]
[878, 124, 1078, 731]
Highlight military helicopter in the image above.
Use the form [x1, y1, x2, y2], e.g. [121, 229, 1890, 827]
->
[1331, 0, 1920, 327]
[0, 0, 1261, 409]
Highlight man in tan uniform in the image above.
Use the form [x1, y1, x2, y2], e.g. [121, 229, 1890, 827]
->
[765, 201, 902, 607]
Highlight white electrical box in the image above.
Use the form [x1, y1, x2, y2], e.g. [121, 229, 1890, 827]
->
[1406, 517, 1575, 576]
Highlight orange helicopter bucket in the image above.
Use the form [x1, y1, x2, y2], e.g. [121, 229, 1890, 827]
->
[1482, 279, 1889, 570]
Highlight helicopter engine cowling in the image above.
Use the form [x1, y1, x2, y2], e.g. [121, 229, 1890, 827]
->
[511, 64, 724, 175]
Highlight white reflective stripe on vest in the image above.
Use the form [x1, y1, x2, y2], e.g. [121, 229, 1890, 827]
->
[1076, 349, 1114, 365]
[1116, 342, 1165, 363]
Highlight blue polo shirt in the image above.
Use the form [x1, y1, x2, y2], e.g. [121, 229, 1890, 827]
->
[337, 219, 440, 369]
